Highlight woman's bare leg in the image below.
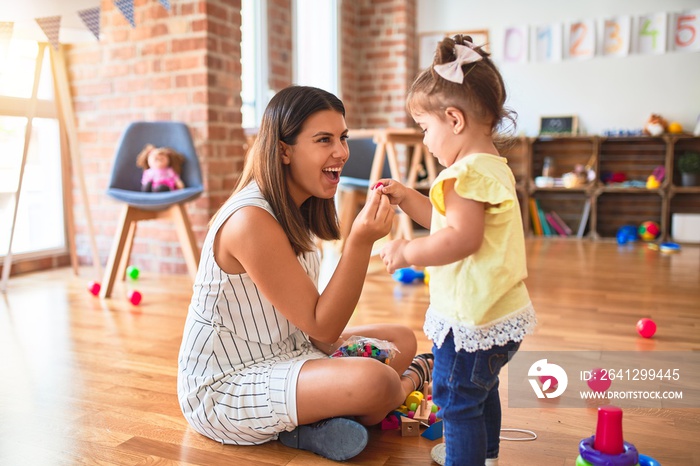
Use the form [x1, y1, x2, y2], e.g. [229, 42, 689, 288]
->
[295, 356, 405, 426]
[297, 324, 432, 426]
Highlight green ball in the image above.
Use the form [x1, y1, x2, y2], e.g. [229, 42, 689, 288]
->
[126, 265, 140, 280]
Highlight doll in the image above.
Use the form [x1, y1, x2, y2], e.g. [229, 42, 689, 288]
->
[136, 144, 186, 192]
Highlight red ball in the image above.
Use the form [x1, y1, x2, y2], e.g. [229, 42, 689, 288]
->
[128, 290, 142, 306]
[587, 368, 612, 393]
[87, 281, 101, 296]
[636, 318, 657, 338]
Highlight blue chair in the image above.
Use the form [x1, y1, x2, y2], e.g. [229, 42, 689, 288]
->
[336, 134, 391, 250]
[100, 121, 203, 298]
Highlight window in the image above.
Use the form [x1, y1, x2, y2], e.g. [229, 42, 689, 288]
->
[293, 0, 339, 95]
[0, 40, 65, 261]
[241, 0, 270, 128]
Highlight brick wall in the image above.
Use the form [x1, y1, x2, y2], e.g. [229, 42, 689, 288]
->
[267, 0, 293, 92]
[341, 0, 417, 129]
[68, 0, 244, 275]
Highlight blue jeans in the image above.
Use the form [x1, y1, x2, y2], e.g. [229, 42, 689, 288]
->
[432, 331, 521, 466]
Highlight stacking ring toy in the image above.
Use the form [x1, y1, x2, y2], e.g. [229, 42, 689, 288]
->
[579, 436, 639, 466]
[639, 454, 661, 466]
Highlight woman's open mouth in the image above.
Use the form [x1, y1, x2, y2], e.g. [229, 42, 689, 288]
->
[322, 166, 341, 183]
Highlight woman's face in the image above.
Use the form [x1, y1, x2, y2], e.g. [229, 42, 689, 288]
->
[282, 109, 349, 206]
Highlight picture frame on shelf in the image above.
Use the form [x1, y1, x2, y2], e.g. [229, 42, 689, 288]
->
[419, 29, 490, 69]
[539, 115, 578, 136]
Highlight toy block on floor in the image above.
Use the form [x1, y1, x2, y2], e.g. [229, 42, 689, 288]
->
[421, 419, 443, 440]
[400, 416, 420, 437]
[412, 398, 433, 423]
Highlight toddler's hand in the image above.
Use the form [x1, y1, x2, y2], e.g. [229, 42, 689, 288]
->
[373, 179, 406, 206]
[379, 239, 410, 274]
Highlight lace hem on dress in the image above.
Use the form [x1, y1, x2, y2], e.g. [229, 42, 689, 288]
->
[424, 303, 537, 352]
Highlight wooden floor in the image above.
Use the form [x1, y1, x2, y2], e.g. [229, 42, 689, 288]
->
[1, 239, 699, 465]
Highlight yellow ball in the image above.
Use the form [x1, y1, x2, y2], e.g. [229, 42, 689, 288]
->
[668, 121, 683, 134]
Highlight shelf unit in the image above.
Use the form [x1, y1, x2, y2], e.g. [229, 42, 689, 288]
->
[500, 135, 700, 242]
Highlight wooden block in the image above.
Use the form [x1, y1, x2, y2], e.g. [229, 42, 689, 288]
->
[400, 416, 420, 437]
[413, 399, 432, 423]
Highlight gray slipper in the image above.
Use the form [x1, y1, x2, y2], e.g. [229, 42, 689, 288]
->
[278, 417, 368, 461]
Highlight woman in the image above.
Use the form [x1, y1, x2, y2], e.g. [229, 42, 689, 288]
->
[177, 86, 433, 461]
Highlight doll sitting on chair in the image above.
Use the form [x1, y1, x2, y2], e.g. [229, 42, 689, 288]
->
[136, 144, 185, 192]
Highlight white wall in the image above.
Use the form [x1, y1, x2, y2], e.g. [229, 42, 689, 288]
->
[417, 0, 700, 136]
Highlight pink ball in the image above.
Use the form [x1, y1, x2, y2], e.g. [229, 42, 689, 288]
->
[87, 281, 101, 296]
[587, 368, 612, 393]
[636, 318, 657, 338]
[128, 290, 142, 306]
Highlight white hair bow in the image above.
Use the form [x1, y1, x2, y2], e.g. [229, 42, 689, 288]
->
[433, 43, 483, 84]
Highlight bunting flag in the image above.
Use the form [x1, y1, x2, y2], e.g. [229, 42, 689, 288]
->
[78, 7, 101, 41]
[35, 16, 61, 50]
[114, 0, 136, 28]
[158, 0, 172, 11]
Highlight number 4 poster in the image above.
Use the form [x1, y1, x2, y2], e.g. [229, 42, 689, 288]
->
[637, 12, 667, 54]
[674, 9, 700, 52]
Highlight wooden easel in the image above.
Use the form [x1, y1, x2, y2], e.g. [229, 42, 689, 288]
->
[0, 43, 100, 292]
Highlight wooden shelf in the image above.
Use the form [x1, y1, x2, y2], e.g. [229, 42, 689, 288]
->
[500, 135, 700, 241]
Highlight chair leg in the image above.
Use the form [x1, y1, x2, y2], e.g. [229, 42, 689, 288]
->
[117, 221, 137, 281]
[101, 205, 140, 298]
[169, 203, 199, 280]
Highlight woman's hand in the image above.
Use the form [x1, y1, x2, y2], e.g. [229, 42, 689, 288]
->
[379, 239, 410, 274]
[350, 187, 394, 244]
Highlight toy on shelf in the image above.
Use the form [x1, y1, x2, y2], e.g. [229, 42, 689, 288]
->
[638, 221, 660, 241]
[330, 335, 398, 364]
[636, 318, 657, 338]
[87, 281, 101, 296]
[392, 267, 425, 284]
[576, 405, 659, 466]
[643, 114, 669, 137]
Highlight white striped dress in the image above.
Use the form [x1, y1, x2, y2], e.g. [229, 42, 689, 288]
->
[177, 182, 327, 445]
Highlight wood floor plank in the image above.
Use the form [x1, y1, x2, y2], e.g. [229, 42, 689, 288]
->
[1, 239, 698, 465]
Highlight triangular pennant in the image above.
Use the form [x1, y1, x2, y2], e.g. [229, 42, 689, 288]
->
[113, 0, 136, 28]
[35, 16, 61, 50]
[158, 0, 171, 11]
[77, 7, 101, 41]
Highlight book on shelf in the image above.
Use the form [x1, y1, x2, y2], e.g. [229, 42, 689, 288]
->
[545, 212, 568, 236]
[529, 198, 543, 235]
[549, 210, 573, 236]
[535, 199, 553, 236]
[577, 199, 592, 238]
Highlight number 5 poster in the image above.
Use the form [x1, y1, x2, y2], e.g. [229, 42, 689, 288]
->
[637, 12, 667, 54]
[674, 10, 700, 52]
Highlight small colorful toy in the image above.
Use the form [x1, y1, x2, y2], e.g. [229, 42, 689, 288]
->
[392, 267, 425, 284]
[659, 242, 680, 253]
[636, 318, 656, 338]
[587, 368, 612, 393]
[330, 335, 398, 364]
[126, 265, 140, 280]
[373, 181, 384, 190]
[616, 225, 638, 245]
[638, 221, 660, 241]
[576, 405, 659, 466]
[87, 281, 101, 296]
[128, 290, 142, 305]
